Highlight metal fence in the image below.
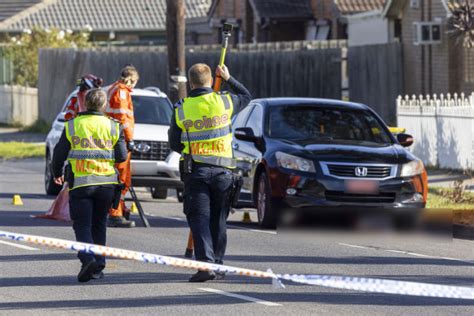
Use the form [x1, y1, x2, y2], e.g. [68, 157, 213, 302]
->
[38, 46, 341, 123]
[397, 93, 474, 170]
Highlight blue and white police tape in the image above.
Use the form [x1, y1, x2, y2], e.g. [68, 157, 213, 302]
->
[0, 230, 473, 300]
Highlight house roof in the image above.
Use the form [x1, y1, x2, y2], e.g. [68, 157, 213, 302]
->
[249, 0, 314, 20]
[0, 0, 41, 23]
[0, 0, 212, 32]
[208, 0, 313, 21]
[335, 0, 385, 15]
[382, 0, 451, 18]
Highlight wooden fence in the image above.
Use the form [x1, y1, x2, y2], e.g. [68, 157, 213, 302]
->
[38, 47, 341, 123]
[348, 42, 404, 125]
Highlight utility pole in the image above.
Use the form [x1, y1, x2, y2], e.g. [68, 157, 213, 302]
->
[166, 0, 187, 104]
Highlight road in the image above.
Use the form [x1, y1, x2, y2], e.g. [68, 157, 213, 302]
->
[0, 158, 473, 315]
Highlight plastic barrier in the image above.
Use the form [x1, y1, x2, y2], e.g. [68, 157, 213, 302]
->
[0, 230, 473, 300]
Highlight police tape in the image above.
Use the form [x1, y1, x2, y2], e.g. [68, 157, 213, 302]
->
[0, 230, 473, 300]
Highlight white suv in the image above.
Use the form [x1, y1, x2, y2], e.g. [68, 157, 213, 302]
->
[44, 87, 182, 199]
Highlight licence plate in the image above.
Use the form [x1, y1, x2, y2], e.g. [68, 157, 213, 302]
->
[345, 180, 379, 194]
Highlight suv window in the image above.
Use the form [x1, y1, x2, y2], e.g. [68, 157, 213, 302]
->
[133, 96, 172, 125]
[245, 104, 263, 136]
[232, 104, 254, 129]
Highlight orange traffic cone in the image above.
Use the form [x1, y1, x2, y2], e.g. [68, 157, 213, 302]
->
[35, 184, 71, 222]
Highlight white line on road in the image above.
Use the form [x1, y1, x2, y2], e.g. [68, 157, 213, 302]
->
[198, 287, 282, 306]
[338, 242, 370, 249]
[338, 242, 474, 264]
[0, 239, 38, 251]
[161, 216, 277, 234]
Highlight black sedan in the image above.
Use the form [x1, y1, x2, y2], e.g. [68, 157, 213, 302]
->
[232, 98, 428, 228]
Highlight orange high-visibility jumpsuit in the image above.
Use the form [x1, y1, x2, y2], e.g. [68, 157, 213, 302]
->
[106, 81, 134, 217]
[64, 90, 87, 121]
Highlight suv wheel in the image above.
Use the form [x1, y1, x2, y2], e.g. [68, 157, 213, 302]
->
[45, 152, 62, 195]
[176, 189, 184, 203]
[151, 187, 168, 199]
[256, 172, 277, 228]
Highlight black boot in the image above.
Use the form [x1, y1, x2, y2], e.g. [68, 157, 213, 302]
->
[78, 261, 98, 283]
[189, 270, 216, 282]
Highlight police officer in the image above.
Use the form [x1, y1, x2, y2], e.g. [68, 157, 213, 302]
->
[52, 88, 127, 282]
[168, 63, 251, 282]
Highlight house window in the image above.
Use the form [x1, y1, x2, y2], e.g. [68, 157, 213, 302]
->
[413, 22, 442, 45]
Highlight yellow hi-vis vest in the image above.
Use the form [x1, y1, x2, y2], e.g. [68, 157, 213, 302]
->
[65, 114, 120, 190]
[175, 92, 236, 168]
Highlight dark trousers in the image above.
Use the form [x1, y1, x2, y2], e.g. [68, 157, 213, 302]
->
[183, 165, 233, 264]
[69, 185, 115, 268]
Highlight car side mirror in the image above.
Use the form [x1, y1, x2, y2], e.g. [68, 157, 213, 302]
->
[234, 127, 258, 143]
[397, 133, 414, 147]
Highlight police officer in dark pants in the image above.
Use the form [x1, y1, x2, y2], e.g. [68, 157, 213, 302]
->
[52, 89, 128, 282]
[168, 63, 251, 282]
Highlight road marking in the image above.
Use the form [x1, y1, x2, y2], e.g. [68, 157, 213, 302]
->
[338, 242, 370, 249]
[161, 216, 278, 235]
[338, 242, 474, 264]
[227, 224, 277, 235]
[198, 287, 282, 306]
[0, 239, 38, 251]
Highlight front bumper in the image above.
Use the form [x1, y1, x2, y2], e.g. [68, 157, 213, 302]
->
[269, 167, 426, 213]
[130, 151, 182, 188]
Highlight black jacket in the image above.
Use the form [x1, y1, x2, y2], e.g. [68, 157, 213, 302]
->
[52, 111, 128, 179]
[168, 76, 252, 153]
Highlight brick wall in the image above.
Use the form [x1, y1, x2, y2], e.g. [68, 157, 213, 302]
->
[400, 0, 461, 95]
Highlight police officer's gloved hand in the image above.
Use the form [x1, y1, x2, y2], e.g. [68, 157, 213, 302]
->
[127, 140, 135, 152]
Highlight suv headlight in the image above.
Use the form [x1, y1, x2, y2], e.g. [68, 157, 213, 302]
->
[400, 160, 424, 177]
[275, 152, 315, 172]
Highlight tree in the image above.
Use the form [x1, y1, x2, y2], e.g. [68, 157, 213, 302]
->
[448, 0, 474, 48]
[4, 27, 92, 87]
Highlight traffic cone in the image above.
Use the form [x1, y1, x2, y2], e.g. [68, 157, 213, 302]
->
[130, 202, 138, 214]
[35, 185, 71, 222]
[12, 195, 23, 206]
[242, 211, 251, 223]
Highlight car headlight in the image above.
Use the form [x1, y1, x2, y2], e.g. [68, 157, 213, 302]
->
[275, 152, 315, 172]
[400, 160, 424, 177]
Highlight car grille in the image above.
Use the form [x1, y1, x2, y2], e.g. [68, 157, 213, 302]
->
[327, 164, 392, 179]
[131, 141, 170, 161]
[325, 191, 396, 203]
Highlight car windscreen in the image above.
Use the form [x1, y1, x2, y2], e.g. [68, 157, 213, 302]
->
[267, 105, 393, 145]
[132, 95, 172, 125]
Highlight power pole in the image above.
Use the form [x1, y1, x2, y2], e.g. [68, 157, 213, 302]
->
[166, 0, 187, 104]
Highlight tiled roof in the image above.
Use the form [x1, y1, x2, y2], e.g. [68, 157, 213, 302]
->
[251, 0, 313, 19]
[335, 0, 385, 15]
[0, 0, 41, 23]
[0, 0, 212, 31]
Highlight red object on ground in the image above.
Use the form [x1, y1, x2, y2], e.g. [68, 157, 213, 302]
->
[36, 184, 71, 222]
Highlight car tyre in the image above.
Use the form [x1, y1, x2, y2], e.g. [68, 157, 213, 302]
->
[256, 172, 277, 229]
[151, 187, 168, 199]
[177, 189, 184, 203]
[45, 152, 62, 196]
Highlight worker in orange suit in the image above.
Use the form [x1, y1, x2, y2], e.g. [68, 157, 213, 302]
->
[65, 74, 103, 121]
[106, 65, 140, 228]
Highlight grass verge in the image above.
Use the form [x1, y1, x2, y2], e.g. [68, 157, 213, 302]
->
[22, 119, 51, 134]
[0, 142, 44, 160]
[427, 187, 474, 227]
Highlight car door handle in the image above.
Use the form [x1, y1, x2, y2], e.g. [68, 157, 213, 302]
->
[232, 143, 239, 150]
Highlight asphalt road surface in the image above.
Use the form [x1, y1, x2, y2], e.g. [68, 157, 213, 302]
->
[0, 158, 473, 315]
